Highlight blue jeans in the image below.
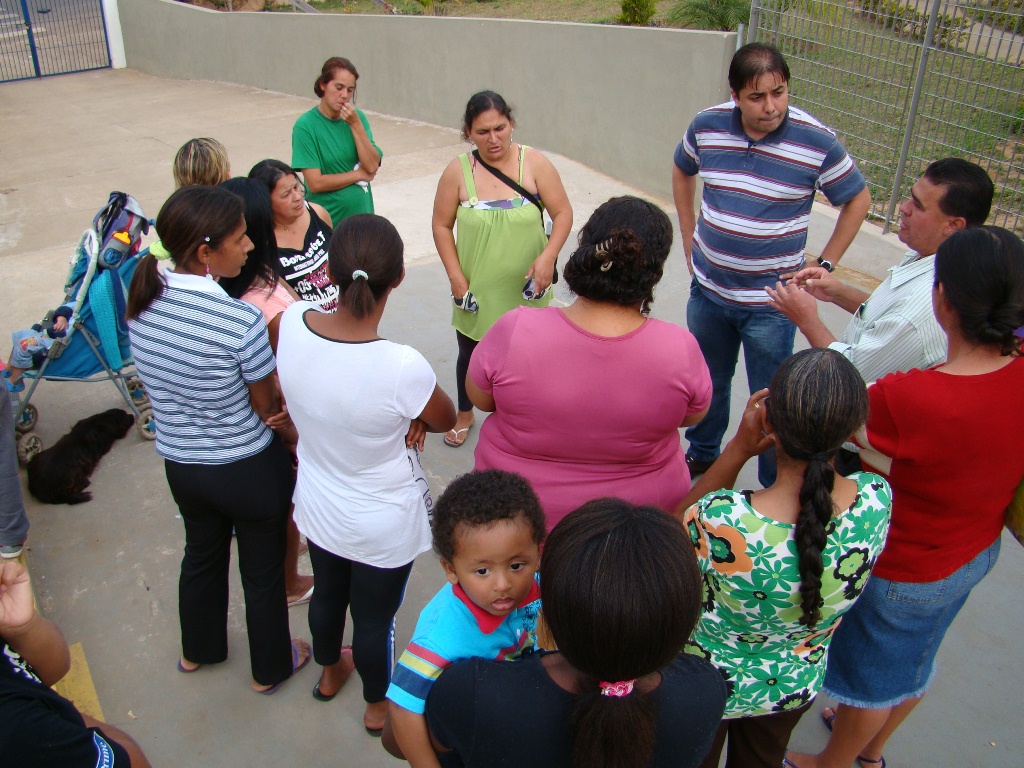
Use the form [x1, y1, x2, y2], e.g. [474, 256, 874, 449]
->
[684, 281, 796, 487]
[0, 394, 29, 547]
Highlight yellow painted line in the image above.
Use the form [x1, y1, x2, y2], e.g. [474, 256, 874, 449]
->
[52, 642, 105, 722]
[17, 551, 105, 721]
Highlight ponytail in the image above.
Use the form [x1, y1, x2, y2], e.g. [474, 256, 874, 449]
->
[542, 499, 701, 768]
[569, 673, 657, 768]
[126, 186, 244, 319]
[126, 252, 163, 319]
[795, 455, 836, 627]
[767, 349, 870, 628]
[328, 214, 404, 319]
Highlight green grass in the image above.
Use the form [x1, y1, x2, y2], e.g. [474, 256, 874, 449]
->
[759, 3, 1023, 232]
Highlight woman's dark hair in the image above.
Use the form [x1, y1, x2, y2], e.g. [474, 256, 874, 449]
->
[935, 226, 1024, 357]
[248, 159, 300, 201]
[217, 177, 279, 300]
[314, 56, 359, 98]
[541, 499, 701, 768]
[728, 42, 790, 94]
[461, 90, 514, 140]
[328, 213, 404, 319]
[127, 186, 244, 319]
[766, 349, 869, 627]
[562, 196, 673, 312]
[432, 470, 545, 562]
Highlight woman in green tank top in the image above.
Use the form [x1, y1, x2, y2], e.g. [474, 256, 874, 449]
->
[432, 91, 573, 447]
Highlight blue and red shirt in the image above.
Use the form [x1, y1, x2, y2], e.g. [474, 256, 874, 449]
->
[386, 577, 541, 714]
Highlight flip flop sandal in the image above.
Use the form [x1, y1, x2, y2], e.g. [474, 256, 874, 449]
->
[288, 585, 314, 607]
[443, 426, 472, 447]
[312, 646, 354, 702]
[257, 640, 311, 695]
[177, 659, 201, 673]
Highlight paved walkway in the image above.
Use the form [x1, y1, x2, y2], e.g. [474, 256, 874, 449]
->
[1, 68, 1020, 767]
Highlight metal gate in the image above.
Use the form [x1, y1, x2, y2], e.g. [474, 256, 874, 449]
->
[1, 0, 111, 83]
[748, 0, 1024, 235]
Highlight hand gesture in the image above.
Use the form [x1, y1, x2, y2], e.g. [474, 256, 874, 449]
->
[339, 102, 360, 126]
[405, 418, 427, 451]
[781, 266, 842, 304]
[0, 562, 36, 634]
[765, 280, 820, 327]
[730, 389, 775, 459]
[525, 255, 555, 295]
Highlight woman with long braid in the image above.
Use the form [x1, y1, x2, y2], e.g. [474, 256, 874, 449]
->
[677, 349, 892, 768]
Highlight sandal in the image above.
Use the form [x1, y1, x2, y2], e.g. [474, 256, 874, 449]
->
[443, 424, 473, 448]
[312, 646, 354, 702]
[253, 639, 310, 695]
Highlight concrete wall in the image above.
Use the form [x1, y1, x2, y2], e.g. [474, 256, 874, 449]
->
[116, 0, 735, 201]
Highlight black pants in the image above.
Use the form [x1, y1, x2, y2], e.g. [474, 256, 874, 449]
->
[455, 330, 479, 413]
[307, 540, 413, 703]
[700, 700, 814, 768]
[164, 438, 295, 686]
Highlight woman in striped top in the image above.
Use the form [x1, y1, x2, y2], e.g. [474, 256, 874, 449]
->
[127, 185, 310, 694]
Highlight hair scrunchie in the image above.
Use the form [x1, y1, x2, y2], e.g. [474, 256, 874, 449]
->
[149, 240, 172, 261]
[598, 679, 635, 697]
[352, 269, 369, 281]
[808, 452, 830, 462]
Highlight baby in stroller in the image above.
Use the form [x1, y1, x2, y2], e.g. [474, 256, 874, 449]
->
[4, 302, 74, 394]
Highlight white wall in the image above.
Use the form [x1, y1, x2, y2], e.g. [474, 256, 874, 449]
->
[116, 0, 736, 202]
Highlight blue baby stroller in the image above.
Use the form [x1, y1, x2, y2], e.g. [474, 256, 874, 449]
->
[11, 193, 156, 465]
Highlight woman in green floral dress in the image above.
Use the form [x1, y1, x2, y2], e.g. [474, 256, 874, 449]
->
[679, 349, 892, 768]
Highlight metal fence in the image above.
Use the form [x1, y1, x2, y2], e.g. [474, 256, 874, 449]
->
[749, 0, 1024, 235]
[1, 0, 111, 83]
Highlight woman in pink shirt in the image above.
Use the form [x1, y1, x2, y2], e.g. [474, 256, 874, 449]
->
[468, 196, 711, 530]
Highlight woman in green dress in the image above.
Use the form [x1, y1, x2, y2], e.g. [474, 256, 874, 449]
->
[432, 91, 572, 447]
[292, 57, 382, 225]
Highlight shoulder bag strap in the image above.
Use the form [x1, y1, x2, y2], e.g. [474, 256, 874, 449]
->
[471, 149, 543, 213]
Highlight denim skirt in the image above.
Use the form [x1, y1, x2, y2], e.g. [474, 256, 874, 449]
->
[821, 536, 1001, 708]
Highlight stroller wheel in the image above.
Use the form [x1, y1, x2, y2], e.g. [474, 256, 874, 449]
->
[15, 404, 38, 434]
[136, 406, 157, 441]
[16, 433, 43, 465]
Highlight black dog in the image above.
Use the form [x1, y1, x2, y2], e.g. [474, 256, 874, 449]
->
[27, 408, 135, 505]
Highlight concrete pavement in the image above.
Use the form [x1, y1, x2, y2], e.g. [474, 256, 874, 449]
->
[1, 68, 1020, 767]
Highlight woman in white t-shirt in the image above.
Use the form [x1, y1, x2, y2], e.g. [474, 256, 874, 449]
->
[276, 213, 456, 735]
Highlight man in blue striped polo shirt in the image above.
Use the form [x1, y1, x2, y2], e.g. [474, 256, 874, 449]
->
[673, 42, 871, 486]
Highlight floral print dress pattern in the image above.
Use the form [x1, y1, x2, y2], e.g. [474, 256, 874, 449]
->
[684, 472, 891, 717]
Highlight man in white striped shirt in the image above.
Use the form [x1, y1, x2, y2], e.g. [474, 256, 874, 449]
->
[766, 158, 994, 472]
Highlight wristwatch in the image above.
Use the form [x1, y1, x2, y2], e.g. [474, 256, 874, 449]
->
[817, 257, 835, 273]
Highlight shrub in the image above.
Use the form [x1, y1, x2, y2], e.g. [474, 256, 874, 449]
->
[667, 0, 751, 30]
[619, 0, 657, 25]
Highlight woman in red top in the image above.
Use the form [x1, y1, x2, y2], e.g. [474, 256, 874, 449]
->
[785, 226, 1024, 768]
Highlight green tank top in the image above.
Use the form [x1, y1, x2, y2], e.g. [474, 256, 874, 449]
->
[452, 146, 551, 340]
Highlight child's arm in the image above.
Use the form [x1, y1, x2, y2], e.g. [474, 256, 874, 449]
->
[386, 702, 444, 768]
[0, 561, 71, 686]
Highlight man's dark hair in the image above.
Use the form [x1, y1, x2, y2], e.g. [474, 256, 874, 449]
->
[922, 158, 994, 227]
[728, 43, 790, 94]
[432, 470, 545, 562]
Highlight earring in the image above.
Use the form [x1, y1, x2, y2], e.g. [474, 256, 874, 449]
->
[205, 261, 213, 280]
